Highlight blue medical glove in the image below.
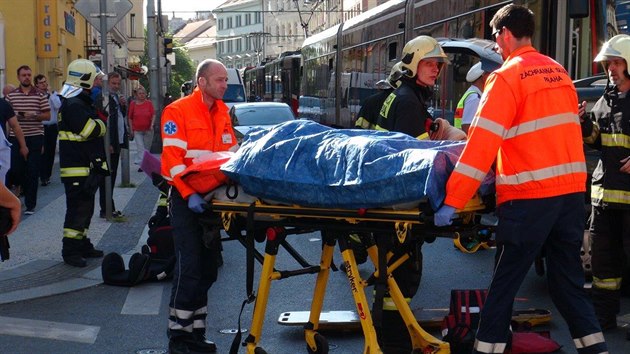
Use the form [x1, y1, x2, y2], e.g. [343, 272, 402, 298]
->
[434, 205, 457, 227]
[187, 193, 207, 214]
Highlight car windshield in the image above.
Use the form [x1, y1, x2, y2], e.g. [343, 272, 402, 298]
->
[235, 106, 294, 126]
[223, 84, 246, 103]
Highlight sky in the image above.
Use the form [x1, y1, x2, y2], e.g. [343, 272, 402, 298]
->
[155, 0, 226, 20]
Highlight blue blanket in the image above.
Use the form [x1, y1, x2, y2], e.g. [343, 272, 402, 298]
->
[221, 120, 489, 210]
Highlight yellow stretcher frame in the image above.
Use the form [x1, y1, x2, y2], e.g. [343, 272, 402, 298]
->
[210, 195, 488, 354]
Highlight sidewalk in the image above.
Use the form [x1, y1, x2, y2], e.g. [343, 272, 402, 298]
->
[0, 159, 160, 305]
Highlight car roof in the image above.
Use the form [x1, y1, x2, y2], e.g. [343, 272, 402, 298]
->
[439, 38, 503, 72]
[232, 102, 291, 109]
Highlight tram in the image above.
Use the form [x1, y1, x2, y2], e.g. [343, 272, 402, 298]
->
[243, 50, 302, 116]
[299, 0, 618, 128]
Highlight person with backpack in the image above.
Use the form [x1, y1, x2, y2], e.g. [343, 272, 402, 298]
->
[435, 4, 607, 353]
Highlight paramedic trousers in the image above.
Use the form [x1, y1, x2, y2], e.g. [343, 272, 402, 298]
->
[168, 188, 220, 340]
[589, 206, 630, 327]
[474, 193, 607, 354]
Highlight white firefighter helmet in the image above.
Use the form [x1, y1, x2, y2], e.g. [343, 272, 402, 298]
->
[60, 59, 104, 98]
[594, 34, 630, 66]
[400, 35, 450, 78]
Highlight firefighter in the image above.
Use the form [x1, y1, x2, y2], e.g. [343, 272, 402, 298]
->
[436, 4, 607, 353]
[161, 59, 238, 354]
[372, 35, 449, 353]
[580, 34, 630, 335]
[354, 63, 402, 129]
[58, 59, 108, 268]
[375, 35, 449, 139]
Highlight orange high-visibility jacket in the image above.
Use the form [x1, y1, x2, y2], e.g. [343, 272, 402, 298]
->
[445, 46, 586, 209]
[161, 87, 237, 199]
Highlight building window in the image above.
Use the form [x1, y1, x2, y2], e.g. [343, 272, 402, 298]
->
[236, 38, 242, 52]
[236, 15, 242, 27]
[219, 19, 224, 30]
[227, 40, 233, 53]
[245, 13, 251, 26]
[255, 12, 261, 24]
[130, 14, 136, 37]
[218, 42, 224, 55]
[227, 17, 233, 29]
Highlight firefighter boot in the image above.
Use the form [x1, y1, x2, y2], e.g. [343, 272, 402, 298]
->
[592, 287, 619, 330]
[377, 310, 412, 354]
[83, 237, 104, 258]
[62, 238, 87, 268]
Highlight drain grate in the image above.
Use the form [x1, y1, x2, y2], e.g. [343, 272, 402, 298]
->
[219, 328, 248, 334]
[136, 349, 167, 354]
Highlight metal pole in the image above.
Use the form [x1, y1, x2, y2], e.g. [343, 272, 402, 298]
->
[147, 0, 161, 153]
[100, 0, 113, 220]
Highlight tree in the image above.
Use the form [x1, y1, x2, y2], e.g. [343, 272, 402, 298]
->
[139, 32, 195, 99]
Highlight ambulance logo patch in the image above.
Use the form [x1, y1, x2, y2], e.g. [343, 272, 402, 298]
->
[164, 121, 177, 135]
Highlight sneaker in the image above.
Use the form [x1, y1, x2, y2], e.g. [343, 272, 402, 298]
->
[24, 209, 35, 215]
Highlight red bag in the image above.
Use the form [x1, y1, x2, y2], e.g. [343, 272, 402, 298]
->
[181, 152, 234, 194]
[510, 331, 561, 353]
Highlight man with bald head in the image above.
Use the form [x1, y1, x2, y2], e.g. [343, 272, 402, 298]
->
[160, 59, 237, 353]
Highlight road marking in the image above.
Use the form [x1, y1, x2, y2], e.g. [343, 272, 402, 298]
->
[0, 316, 99, 343]
[121, 282, 164, 315]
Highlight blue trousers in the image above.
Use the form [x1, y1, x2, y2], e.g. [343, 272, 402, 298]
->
[474, 193, 607, 354]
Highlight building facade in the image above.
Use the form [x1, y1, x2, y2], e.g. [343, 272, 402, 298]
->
[0, 0, 145, 96]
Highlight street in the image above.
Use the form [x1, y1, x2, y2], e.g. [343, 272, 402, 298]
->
[0, 153, 629, 353]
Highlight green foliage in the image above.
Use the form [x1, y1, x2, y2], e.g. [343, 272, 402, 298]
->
[139, 31, 196, 99]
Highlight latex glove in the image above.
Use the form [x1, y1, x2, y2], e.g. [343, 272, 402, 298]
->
[187, 193, 208, 214]
[434, 205, 457, 227]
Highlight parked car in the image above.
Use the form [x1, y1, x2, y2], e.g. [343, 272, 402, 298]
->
[574, 74, 607, 111]
[229, 102, 296, 142]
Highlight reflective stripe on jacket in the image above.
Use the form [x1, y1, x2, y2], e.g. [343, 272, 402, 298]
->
[160, 87, 237, 199]
[376, 80, 432, 140]
[454, 88, 480, 129]
[58, 92, 107, 178]
[582, 89, 630, 209]
[445, 46, 586, 209]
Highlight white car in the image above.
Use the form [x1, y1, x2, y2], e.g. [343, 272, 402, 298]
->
[229, 102, 296, 142]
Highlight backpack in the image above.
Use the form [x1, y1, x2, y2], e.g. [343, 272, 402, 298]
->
[441, 289, 488, 354]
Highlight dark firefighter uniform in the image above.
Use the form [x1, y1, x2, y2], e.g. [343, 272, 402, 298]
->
[582, 85, 630, 329]
[58, 91, 108, 266]
[376, 79, 433, 140]
[354, 88, 393, 129]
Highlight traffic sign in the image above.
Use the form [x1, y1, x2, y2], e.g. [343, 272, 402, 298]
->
[75, 0, 133, 33]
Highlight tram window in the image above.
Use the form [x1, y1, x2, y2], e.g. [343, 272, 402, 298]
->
[388, 43, 397, 61]
[569, 0, 589, 18]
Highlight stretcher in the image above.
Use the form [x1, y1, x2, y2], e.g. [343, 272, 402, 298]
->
[208, 192, 495, 354]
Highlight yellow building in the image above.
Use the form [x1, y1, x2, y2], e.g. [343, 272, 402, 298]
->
[0, 0, 92, 93]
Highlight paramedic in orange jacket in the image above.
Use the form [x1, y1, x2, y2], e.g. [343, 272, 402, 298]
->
[434, 5, 607, 354]
[161, 59, 237, 354]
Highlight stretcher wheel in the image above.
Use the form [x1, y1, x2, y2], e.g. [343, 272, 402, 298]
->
[254, 347, 268, 354]
[306, 333, 329, 354]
